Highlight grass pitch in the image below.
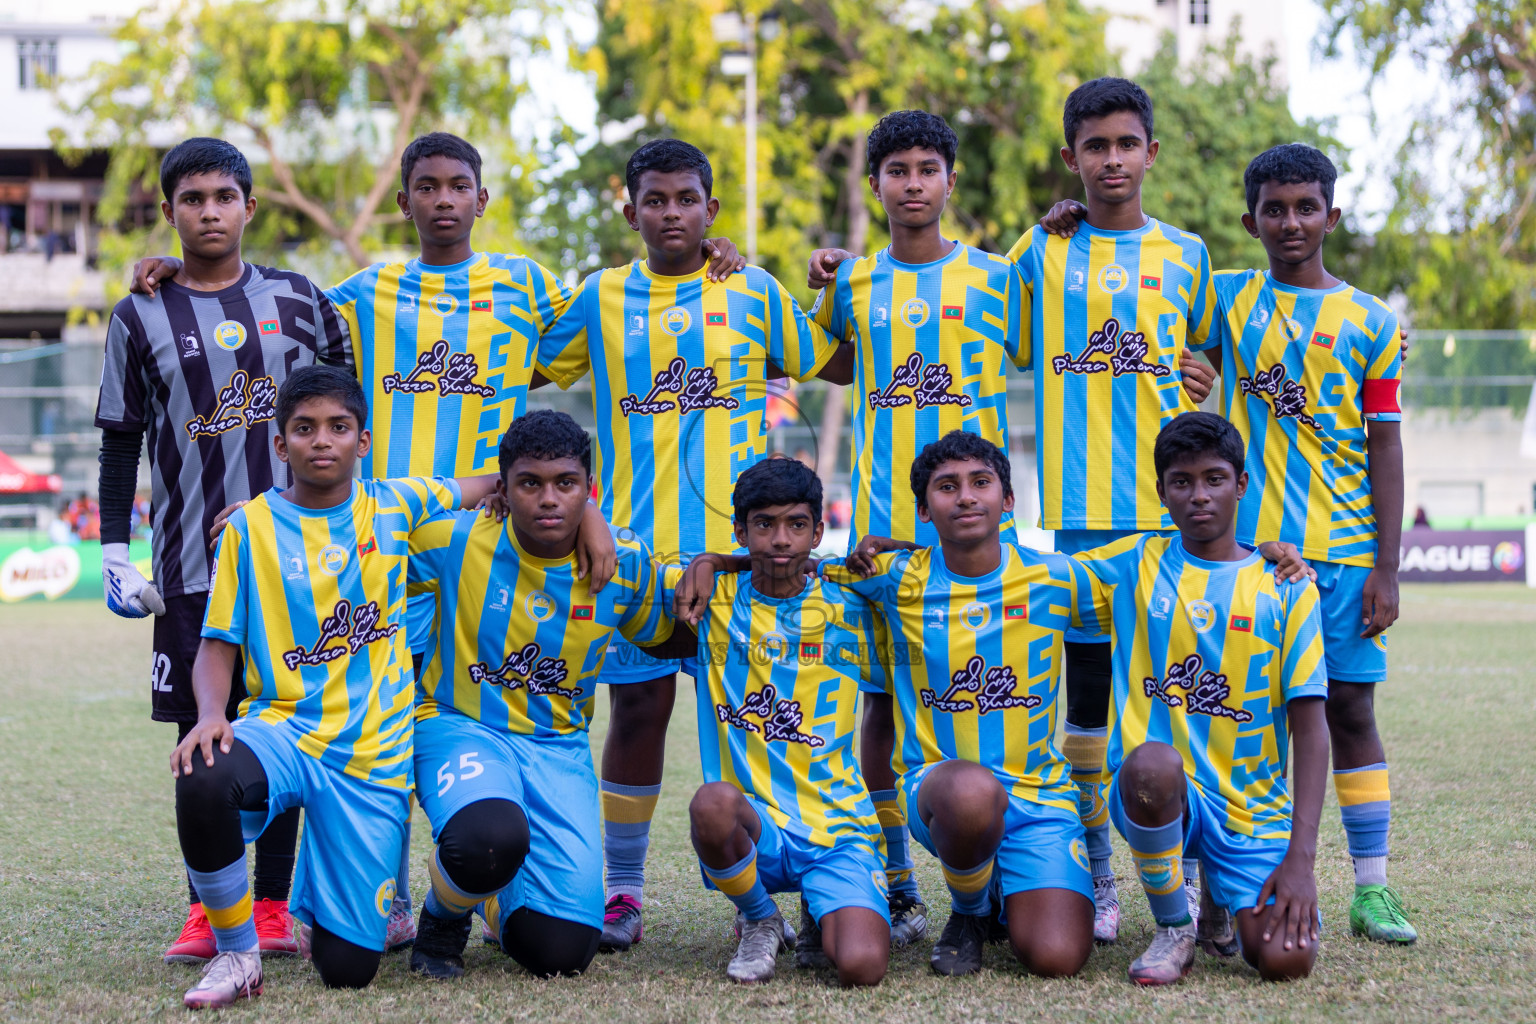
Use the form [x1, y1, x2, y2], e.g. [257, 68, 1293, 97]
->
[1, 585, 1534, 1023]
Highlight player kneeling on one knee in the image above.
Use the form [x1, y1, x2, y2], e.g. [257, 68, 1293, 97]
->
[404, 411, 672, 981]
[1074, 411, 1330, 985]
[675, 458, 891, 986]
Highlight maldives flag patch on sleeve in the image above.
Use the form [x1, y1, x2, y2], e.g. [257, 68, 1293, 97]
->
[1362, 378, 1401, 416]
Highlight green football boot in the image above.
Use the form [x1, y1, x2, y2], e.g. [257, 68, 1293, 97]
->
[1349, 884, 1418, 944]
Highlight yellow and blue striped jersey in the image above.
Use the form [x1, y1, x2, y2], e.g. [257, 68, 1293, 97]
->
[812, 244, 1026, 547]
[1007, 221, 1215, 531]
[202, 477, 461, 788]
[1072, 534, 1328, 838]
[536, 262, 837, 564]
[406, 519, 676, 738]
[684, 573, 881, 848]
[1198, 270, 1403, 566]
[328, 252, 571, 479]
[824, 545, 1109, 811]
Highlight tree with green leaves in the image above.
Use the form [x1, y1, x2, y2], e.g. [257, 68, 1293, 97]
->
[60, 0, 554, 278]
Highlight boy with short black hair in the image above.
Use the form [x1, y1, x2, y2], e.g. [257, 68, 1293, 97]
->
[821, 430, 1110, 978]
[1007, 77, 1218, 945]
[679, 457, 889, 986]
[402, 410, 681, 981]
[170, 365, 502, 1008]
[1071, 411, 1330, 985]
[96, 136, 352, 963]
[535, 138, 850, 952]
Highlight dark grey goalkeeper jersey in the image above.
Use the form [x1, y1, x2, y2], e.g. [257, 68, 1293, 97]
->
[95, 263, 353, 599]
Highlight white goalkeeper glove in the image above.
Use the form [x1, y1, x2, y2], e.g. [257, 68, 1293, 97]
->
[102, 542, 165, 617]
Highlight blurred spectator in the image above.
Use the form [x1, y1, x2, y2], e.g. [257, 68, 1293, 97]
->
[793, 448, 815, 471]
[131, 492, 152, 538]
[1412, 506, 1431, 528]
[48, 501, 75, 546]
[828, 497, 852, 530]
[66, 491, 100, 541]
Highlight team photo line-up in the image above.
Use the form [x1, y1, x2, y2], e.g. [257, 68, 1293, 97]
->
[97, 73, 1410, 1008]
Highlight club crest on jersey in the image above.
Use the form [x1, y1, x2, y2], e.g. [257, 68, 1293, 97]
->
[185, 370, 277, 440]
[1143, 653, 1253, 722]
[381, 340, 494, 398]
[1238, 364, 1321, 429]
[619, 356, 739, 416]
[921, 655, 1041, 715]
[375, 879, 396, 917]
[958, 601, 991, 632]
[660, 306, 691, 336]
[213, 320, 247, 351]
[467, 641, 579, 700]
[1097, 265, 1129, 294]
[430, 293, 458, 317]
[867, 352, 972, 410]
[281, 599, 399, 670]
[1053, 318, 1169, 378]
[898, 297, 930, 328]
[1186, 599, 1217, 633]
[524, 590, 556, 622]
[715, 682, 825, 747]
[317, 544, 349, 576]
[1278, 316, 1303, 342]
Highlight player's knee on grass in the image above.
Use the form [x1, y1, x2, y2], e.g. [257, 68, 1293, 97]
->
[821, 907, 889, 988]
[688, 781, 749, 850]
[1117, 741, 1186, 823]
[499, 908, 600, 977]
[1236, 910, 1317, 982]
[920, 760, 1008, 845]
[309, 923, 382, 989]
[1064, 642, 1113, 730]
[436, 799, 530, 895]
[1005, 890, 1093, 978]
[174, 738, 268, 871]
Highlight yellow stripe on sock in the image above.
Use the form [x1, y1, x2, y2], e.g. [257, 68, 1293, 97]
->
[427, 850, 483, 916]
[1131, 848, 1184, 896]
[1062, 733, 1108, 772]
[1334, 768, 1391, 806]
[941, 860, 994, 895]
[709, 858, 759, 898]
[601, 790, 661, 825]
[204, 893, 253, 931]
[873, 797, 905, 829]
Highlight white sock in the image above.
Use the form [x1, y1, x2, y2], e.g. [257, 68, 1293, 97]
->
[608, 884, 643, 904]
[1353, 855, 1388, 887]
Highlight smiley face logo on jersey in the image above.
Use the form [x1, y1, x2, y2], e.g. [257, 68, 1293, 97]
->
[660, 306, 691, 336]
[1186, 599, 1217, 633]
[375, 879, 397, 917]
[318, 544, 349, 577]
[213, 320, 247, 351]
[1097, 265, 1129, 294]
[524, 590, 556, 623]
[960, 602, 991, 632]
[429, 293, 458, 317]
[898, 298, 930, 328]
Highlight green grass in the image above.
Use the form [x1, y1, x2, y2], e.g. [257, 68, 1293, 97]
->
[2, 584, 1534, 1022]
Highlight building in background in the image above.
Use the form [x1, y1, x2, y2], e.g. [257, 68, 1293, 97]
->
[1093, 0, 1289, 82]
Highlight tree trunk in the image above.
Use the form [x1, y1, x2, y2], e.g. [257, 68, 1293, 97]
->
[816, 90, 869, 497]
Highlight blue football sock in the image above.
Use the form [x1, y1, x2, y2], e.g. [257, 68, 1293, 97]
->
[871, 789, 918, 897]
[702, 850, 776, 922]
[187, 859, 259, 953]
[601, 781, 661, 902]
[1121, 815, 1190, 927]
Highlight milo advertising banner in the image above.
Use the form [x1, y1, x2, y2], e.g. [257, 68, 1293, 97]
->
[1398, 527, 1532, 584]
[0, 539, 154, 603]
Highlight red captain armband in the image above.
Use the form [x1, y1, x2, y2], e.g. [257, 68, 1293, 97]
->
[1362, 378, 1401, 417]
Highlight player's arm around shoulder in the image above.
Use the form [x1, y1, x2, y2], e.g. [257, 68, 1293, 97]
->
[531, 271, 598, 390]
[672, 551, 752, 626]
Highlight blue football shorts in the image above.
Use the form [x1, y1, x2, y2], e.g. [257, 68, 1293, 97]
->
[701, 794, 890, 924]
[414, 711, 604, 929]
[902, 761, 1093, 901]
[1312, 560, 1389, 683]
[233, 716, 408, 951]
[1109, 767, 1290, 916]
